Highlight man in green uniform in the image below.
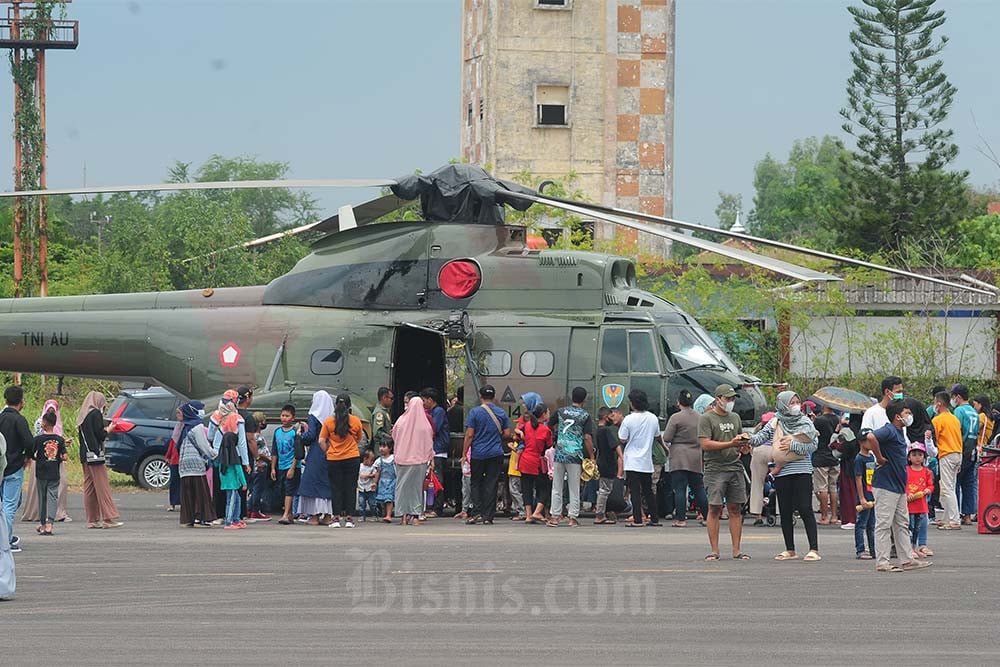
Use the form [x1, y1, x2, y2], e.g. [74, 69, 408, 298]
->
[371, 387, 394, 449]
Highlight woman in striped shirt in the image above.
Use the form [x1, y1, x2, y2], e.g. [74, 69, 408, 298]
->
[749, 391, 820, 562]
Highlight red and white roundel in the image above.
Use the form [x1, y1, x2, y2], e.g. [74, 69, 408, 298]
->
[219, 342, 241, 367]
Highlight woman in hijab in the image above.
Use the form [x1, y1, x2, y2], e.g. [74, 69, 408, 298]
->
[176, 401, 217, 527]
[391, 396, 435, 525]
[21, 400, 71, 524]
[77, 391, 123, 529]
[208, 390, 250, 529]
[296, 391, 335, 525]
[748, 390, 820, 561]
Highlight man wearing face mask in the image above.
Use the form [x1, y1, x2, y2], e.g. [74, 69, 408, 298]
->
[861, 376, 904, 434]
[699, 384, 751, 561]
[865, 400, 931, 572]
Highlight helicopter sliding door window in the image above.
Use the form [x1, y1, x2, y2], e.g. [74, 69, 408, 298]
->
[520, 351, 554, 377]
[628, 331, 659, 374]
[478, 350, 512, 377]
[535, 85, 570, 127]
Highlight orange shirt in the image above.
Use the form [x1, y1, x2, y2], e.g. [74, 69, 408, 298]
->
[932, 411, 963, 458]
[320, 415, 363, 461]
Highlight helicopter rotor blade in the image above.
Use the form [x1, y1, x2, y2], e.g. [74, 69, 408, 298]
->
[511, 192, 993, 296]
[180, 193, 414, 263]
[0, 178, 397, 198]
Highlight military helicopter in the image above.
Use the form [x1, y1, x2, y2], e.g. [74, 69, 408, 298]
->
[0, 164, 989, 443]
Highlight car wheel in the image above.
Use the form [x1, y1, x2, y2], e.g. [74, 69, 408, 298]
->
[138, 454, 171, 490]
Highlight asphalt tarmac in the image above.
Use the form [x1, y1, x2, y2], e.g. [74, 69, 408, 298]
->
[4, 492, 999, 665]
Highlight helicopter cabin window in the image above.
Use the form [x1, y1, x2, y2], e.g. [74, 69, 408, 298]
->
[535, 85, 569, 127]
[600, 329, 628, 374]
[310, 349, 344, 375]
[478, 350, 512, 377]
[520, 350, 554, 377]
[628, 330, 659, 373]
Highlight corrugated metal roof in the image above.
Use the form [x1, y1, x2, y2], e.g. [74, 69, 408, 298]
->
[815, 276, 1000, 310]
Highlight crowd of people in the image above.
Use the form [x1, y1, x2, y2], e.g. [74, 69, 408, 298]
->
[1, 372, 996, 599]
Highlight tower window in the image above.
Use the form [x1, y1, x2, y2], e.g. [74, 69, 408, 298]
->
[535, 0, 571, 9]
[535, 84, 570, 127]
[467, 102, 473, 126]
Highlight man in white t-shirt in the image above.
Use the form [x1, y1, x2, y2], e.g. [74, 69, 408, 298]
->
[618, 389, 662, 527]
[862, 376, 903, 434]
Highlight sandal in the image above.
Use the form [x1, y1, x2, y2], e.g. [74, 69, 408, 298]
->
[876, 564, 904, 573]
[733, 553, 751, 560]
[704, 553, 720, 561]
[511, 516, 526, 521]
[856, 553, 873, 560]
[594, 517, 611, 525]
[36, 525, 45, 534]
[901, 560, 933, 571]
[86, 523, 104, 529]
[774, 551, 799, 561]
[672, 521, 687, 527]
[803, 551, 822, 562]
[918, 546, 934, 557]
[546, 520, 560, 527]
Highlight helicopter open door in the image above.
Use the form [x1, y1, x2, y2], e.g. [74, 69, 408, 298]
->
[391, 326, 447, 416]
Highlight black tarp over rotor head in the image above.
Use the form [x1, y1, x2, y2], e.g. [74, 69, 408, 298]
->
[391, 164, 535, 225]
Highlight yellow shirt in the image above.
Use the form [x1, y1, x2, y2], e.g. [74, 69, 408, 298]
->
[933, 411, 963, 458]
[978, 412, 994, 448]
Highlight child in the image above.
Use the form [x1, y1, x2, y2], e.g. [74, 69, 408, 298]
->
[454, 446, 473, 520]
[594, 408, 623, 525]
[358, 449, 379, 521]
[853, 435, 877, 560]
[375, 441, 396, 523]
[270, 405, 302, 525]
[247, 411, 272, 521]
[33, 411, 67, 536]
[906, 443, 935, 558]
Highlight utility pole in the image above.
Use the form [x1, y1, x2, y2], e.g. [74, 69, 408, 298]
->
[1, 0, 78, 297]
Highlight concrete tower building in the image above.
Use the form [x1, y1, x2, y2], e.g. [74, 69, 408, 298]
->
[460, 0, 675, 253]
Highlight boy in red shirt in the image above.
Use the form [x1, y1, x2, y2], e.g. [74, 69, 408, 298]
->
[906, 443, 935, 558]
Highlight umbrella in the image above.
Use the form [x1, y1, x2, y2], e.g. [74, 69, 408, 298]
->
[808, 386, 874, 414]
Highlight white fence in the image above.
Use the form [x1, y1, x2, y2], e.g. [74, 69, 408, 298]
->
[789, 315, 998, 380]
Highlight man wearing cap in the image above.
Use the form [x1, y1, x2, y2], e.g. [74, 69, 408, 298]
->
[698, 384, 751, 560]
[950, 384, 979, 525]
[462, 385, 511, 525]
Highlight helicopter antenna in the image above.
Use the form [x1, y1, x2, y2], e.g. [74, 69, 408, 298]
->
[506, 191, 993, 296]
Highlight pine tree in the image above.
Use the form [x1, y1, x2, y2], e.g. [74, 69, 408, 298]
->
[839, 0, 968, 253]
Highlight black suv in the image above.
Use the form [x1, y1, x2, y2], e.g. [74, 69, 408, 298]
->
[105, 387, 181, 490]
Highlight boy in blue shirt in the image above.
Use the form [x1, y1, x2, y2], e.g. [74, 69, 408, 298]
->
[865, 400, 931, 572]
[853, 432, 876, 559]
[270, 405, 302, 525]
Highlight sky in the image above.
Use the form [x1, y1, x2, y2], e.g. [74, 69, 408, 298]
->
[1, 0, 998, 231]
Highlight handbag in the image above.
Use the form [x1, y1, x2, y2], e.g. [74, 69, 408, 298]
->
[78, 425, 106, 465]
[581, 458, 599, 482]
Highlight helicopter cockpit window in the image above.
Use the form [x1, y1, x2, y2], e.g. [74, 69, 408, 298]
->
[628, 330, 659, 373]
[658, 326, 723, 370]
[478, 350, 512, 376]
[520, 350, 554, 377]
[600, 329, 627, 374]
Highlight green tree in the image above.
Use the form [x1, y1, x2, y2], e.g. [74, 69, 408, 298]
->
[181, 155, 320, 236]
[747, 136, 849, 247]
[715, 192, 742, 229]
[839, 0, 968, 253]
